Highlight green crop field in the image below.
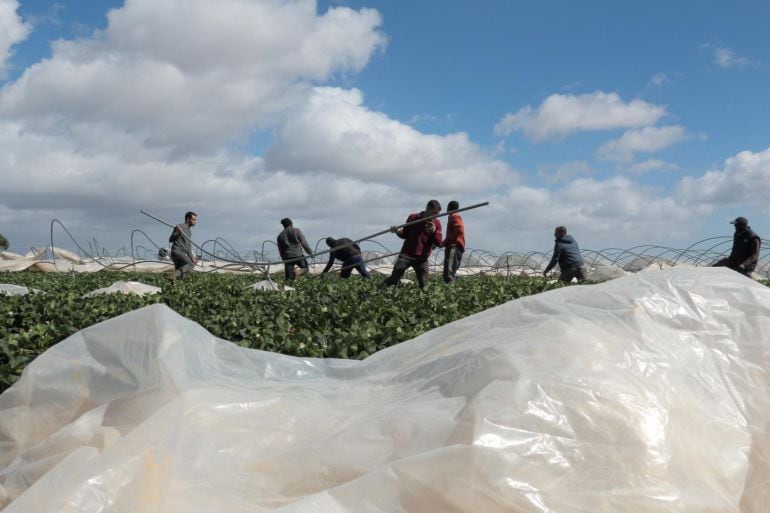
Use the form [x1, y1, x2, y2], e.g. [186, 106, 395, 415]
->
[0, 271, 570, 392]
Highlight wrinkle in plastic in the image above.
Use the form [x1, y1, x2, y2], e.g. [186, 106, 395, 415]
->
[1, 268, 769, 512]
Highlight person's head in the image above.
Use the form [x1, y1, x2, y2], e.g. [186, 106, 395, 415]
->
[425, 199, 442, 216]
[730, 216, 748, 231]
[185, 211, 197, 227]
[554, 225, 567, 238]
[280, 218, 293, 228]
[447, 200, 459, 212]
[325, 237, 336, 247]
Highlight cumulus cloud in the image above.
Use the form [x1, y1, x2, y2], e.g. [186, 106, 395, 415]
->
[677, 147, 770, 208]
[473, 175, 696, 251]
[0, 118, 415, 252]
[494, 91, 666, 141]
[0, 0, 30, 77]
[597, 125, 688, 162]
[0, 0, 387, 153]
[266, 87, 516, 193]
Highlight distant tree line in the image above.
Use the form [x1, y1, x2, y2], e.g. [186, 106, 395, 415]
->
[0, 233, 8, 251]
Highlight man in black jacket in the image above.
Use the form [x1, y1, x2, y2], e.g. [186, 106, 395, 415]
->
[714, 216, 761, 277]
[543, 226, 586, 283]
[321, 237, 371, 278]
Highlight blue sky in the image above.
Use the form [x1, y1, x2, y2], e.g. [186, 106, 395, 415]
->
[1, 0, 769, 255]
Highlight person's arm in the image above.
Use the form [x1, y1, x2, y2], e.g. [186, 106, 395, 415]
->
[741, 238, 761, 268]
[169, 226, 180, 244]
[321, 252, 336, 273]
[543, 243, 560, 275]
[445, 216, 464, 247]
[297, 228, 313, 255]
[455, 216, 465, 243]
[393, 215, 413, 240]
[431, 219, 443, 248]
[276, 236, 286, 259]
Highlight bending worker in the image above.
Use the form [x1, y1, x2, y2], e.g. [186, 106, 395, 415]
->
[543, 225, 586, 283]
[321, 237, 371, 278]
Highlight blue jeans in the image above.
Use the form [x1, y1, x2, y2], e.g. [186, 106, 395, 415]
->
[340, 255, 371, 278]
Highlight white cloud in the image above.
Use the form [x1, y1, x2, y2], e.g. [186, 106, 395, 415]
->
[266, 87, 517, 194]
[677, 147, 770, 208]
[628, 159, 679, 174]
[597, 125, 687, 162]
[0, 0, 30, 78]
[713, 46, 752, 69]
[494, 91, 666, 141]
[473, 176, 696, 251]
[0, 0, 387, 152]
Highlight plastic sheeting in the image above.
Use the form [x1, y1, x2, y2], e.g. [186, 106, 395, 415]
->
[82, 281, 162, 298]
[0, 284, 42, 296]
[248, 280, 295, 292]
[1, 268, 769, 512]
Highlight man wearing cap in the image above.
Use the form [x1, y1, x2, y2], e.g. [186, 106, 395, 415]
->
[714, 217, 761, 277]
[321, 237, 371, 278]
[276, 218, 313, 280]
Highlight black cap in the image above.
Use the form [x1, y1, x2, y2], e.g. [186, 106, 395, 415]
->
[730, 216, 748, 225]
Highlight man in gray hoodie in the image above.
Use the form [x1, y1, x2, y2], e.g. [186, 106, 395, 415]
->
[543, 225, 586, 283]
[277, 218, 313, 280]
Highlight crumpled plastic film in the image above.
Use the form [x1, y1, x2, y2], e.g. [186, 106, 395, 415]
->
[1, 268, 769, 512]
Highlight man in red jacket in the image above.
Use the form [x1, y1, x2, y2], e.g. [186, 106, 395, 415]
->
[384, 200, 443, 288]
[442, 200, 465, 283]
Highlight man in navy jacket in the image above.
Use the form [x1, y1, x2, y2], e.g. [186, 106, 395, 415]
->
[543, 225, 586, 283]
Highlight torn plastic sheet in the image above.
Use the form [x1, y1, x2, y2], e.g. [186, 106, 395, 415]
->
[0, 268, 769, 512]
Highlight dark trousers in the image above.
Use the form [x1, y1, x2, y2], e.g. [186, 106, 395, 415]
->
[559, 267, 586, 283]
[443, 246, 464, 283]
[713, 258, 753, 277]
[171, 252, 194, 280]
[340, 255, 371, 278]
[284, 257, 308, 280]
[384, 255, 429, 288]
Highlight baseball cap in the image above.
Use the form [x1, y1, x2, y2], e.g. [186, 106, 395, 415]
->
[730, 216, 748, 225]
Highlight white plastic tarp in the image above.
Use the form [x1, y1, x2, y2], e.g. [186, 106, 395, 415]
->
[82, 281, 162, 297]
[0, 268, 769, 512]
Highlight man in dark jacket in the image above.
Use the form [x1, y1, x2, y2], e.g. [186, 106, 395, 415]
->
[321, 237, 371, 278]
[384, 200, 443, 288]
[277, 218, 313, 280]
[714, 216, 761, 277]
[168, 211, 197, 281]
[543, 226, 586, 283]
